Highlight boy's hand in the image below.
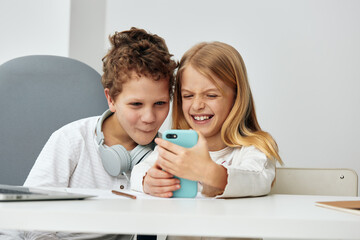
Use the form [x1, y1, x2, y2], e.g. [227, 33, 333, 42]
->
[143, 162, 180, 198]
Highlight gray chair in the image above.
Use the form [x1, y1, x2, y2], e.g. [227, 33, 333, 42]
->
[270, 167, 358, 196]
[0, 55, 108, 185]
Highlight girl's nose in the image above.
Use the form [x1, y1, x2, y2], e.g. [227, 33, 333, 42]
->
[192, 97, 205, 110]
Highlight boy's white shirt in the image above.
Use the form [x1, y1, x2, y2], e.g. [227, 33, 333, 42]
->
[24, 116, 130, 190]
[130, 145, 276, 198]
[21, 116, 132, 240]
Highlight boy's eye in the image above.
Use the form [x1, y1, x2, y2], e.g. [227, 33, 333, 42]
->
[182, 94, 193, 99]
[130, 102, 142, 106]
[207, 94, 218, 98]
[155, 101, 167, 106]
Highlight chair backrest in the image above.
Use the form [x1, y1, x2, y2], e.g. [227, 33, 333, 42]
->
[270, 167, 358, 196]
[0, 55, 108, 185]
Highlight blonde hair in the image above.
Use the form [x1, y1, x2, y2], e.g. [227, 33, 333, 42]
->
[172, 42, 283, 165]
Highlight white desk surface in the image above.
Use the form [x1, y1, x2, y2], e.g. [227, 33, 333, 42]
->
[0, 190, 359, 239]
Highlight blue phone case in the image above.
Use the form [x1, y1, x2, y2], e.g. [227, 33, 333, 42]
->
[162, 129, 198, 198]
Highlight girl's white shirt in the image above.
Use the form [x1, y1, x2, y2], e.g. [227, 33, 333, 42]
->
[130, 144, 276, 198]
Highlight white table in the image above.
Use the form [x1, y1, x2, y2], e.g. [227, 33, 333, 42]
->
[0, 193, 359, 239]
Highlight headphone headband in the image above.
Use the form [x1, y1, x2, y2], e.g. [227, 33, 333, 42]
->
[95, 109, 113, 145]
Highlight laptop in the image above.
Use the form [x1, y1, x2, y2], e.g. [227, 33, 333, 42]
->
[0, 184, 94, 201]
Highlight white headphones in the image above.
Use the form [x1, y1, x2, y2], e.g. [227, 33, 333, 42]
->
[95, 110, 154, 177]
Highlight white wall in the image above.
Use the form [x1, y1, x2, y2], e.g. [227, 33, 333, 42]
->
[0, 0, 71, 65]
[1, 0, 359, 191]
[68, 0, 106, 73]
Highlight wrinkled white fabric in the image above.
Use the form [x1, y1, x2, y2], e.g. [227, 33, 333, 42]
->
[24, 116, 130, 190]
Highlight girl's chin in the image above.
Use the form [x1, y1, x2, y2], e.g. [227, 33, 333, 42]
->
[194, 129, 210, 137]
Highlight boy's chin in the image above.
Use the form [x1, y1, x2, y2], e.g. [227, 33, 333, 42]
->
[134, 135, 156, 146]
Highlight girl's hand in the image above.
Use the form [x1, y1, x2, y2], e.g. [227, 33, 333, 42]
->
[155, 132, 214, 183]
[143, 162, 180, 198]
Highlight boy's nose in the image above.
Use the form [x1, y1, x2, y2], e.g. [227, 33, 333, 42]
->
[141, 108, 156, 123]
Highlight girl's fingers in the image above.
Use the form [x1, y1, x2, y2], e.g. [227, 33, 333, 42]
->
[148, 167, 173, 179]
[143, 165, 181, 198]
[154, 184, 181, 194]
[152, 191, 173, 198]
[157, 156, 177, 175]
[148, 184, 181, 198]
[150, 177, 180, 187]
[157, 146, 177, 163]
[194, 130, 208, 150]
[155, 137, 184, 154]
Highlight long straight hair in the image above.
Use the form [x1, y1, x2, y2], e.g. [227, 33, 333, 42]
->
[172, 42, 283, 165]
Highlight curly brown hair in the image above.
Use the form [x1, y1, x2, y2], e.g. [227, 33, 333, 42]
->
[101, 27, 178, 100]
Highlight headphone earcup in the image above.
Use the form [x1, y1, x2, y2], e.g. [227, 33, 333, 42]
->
[99, 144, 131, 177]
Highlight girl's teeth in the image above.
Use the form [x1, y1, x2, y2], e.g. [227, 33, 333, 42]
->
[194, 116, 209, 120]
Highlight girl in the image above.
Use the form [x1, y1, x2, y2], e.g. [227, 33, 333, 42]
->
[130, 41, 283, 198]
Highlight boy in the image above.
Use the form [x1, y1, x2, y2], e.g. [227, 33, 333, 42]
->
[6, 27, 177, 240]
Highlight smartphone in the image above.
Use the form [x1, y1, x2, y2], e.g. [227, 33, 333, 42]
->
[162, 129, 198, 198]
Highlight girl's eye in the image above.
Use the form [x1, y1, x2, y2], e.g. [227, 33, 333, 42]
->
[207, 94, 218, 98]
[155, 101, 167, 106]
[182, 95, 193, 99]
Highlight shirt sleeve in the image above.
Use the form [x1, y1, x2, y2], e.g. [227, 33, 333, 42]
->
[23, 130, 78, 187]
[216, 146, 276, 198]
[130, 147, 159, 192]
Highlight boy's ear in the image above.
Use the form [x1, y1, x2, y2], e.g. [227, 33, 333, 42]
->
[104, 88, 116, 112]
